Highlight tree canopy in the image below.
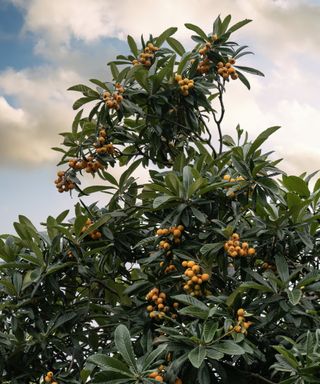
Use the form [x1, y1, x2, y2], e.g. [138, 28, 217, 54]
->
[0, 15, 319, 384]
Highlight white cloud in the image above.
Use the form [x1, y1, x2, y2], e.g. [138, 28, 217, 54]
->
[0, 67, 79, 165]
[3, 0, 320, 175]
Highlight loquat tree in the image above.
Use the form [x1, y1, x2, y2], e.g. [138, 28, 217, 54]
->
[0, 15, 320, 384]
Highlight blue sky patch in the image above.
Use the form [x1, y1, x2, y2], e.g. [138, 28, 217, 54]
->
[0, 2, 44, 70]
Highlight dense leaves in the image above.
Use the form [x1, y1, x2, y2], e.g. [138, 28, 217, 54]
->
[0, 15, 319, 384]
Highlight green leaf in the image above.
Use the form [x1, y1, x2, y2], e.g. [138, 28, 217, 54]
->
[236, 71, 251, 90]
[172, 294, 208, 310]
[185, 23, 208, 40]
[153, 195, 176, 209]
[79, 185, 115, 196]
[155, 27, 178, 46]
[167, 37, 185, 56]
[88, 354, 131, 375]
[200, 243, 223, 256]
[179, 305, 209, 320]
[142, 344, 168, 370]
[283, 175, 310, 197]
[177, 52, 193, 74]
[247, 126, 281, 158]
[203, 321, 219, 343]
[109, 62, 119, 80]
[275, 254, 289, 282]
[68, 84, 100, 97]
[191, 207, 207, 223]
[206, 348, 224, 361]
[234, 65, 264, 77]
[127, 35, 139, 57]
[51, 311, 77, 331]
[188, 345, 206, 368]
[212, 340, 245, 355]
[72, 97, 97, 110]
[90, 79, 111, 90]
[79, 215, 111, 240]
[273, 345, 299, 369]
[227, 19, 252, 34]
[286, 288, 302, 306]
[114, 324, 137, 371]
[74, 215, 90, 238]
[72, 109, 83, 134]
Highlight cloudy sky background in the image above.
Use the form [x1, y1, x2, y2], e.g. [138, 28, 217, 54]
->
[1, 0, 320, 233]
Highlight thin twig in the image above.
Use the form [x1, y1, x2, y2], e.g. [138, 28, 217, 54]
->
[212, 76, 225, 154]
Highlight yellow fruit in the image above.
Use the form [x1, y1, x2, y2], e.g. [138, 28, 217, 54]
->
[182, 260, 188, 267]
[187, 261, 195, 268]
[201, 273, 210, 281]
[243, 321, 253, 329]
[232, 233, 240, 240]
[177, 225, 184, 231]
[156, 297, 164, 304]
[155, 375, 163, 382]
[223, 174, 231, 181]
[191, 275, 199, 283]
[163, 242, 171, 250]
[173, 229, 182, 238]
[44, 376, 51, 383]
[159, 292, 166, 299]
[47, 372, 53, 378]
[186, 270, 194, 278]
[237, 308, 245, 317]
[192, 265, 200, 273]
[234, 325, 242, 333]
[248, 248, 256, 255]
[147, 305, 154, 312]
[149, 372, 158, 378]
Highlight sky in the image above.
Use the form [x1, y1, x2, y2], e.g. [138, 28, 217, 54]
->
[0, 0, 320, 234]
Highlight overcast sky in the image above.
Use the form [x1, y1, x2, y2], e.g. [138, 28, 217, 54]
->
[1, 0, 320, 234]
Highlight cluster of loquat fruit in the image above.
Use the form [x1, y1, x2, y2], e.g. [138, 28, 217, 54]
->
[80, 218, 102, 240]
[223, 174, 244, 183]
[182, 260, 210, 297]
[262, 261, 276, 272]
[222, 174, 245, 198]
[43, 371, 58, 384]
[197, 57, 211, 74]
[132, 42, 159, 67]
[102, 83, 124, 110]
[157, 225, 184, 251]
[174, 74, 194, 96]
[230, 308, 253, 335]
[159, 261, 177, 273]
[148, 365, 182, 383]
[216, 59, 238, 80]
[224, 233, 255, 258]
[68, 156, 104, 174]
[54, 171, 75, 193]
[94, 127, 117, 156]
[146, 288, 179, 320]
